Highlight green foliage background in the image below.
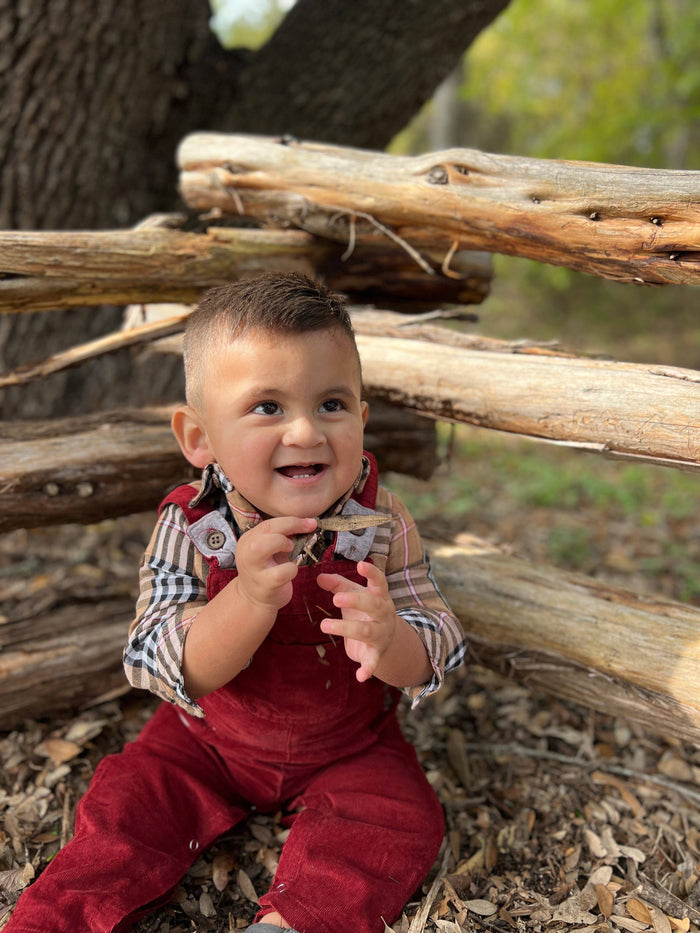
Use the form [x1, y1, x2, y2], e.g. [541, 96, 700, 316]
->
[391, 0, 699, 368]
[460, 0, 699, 169]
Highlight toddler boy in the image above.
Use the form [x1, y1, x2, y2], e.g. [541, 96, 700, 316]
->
[7, 273, 465, 933]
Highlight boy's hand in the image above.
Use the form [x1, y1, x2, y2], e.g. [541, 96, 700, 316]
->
[235, 516, 317, 612]
[317, 561, 398, 682]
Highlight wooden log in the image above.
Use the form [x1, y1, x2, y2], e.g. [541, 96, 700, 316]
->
[0, 408, 194, 532]
[0, 306, 541, 391]
[0, 312, 191, 389]
[0, 401, 436, 532]
[148, 305, 567, 359]
[0, 589, 135, 726]
[356, 335, 700, 471]
[429, 535, 700, 746]
[2, 533, 699, 742]
[0, 224, 491, 314]
[178, 133, 700, 286]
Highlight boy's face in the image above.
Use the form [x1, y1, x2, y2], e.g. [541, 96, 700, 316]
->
[191, 327, 369, 519]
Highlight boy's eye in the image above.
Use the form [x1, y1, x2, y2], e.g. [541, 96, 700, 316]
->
[320, 399, 344, 413]
[252, 401, 281, 416]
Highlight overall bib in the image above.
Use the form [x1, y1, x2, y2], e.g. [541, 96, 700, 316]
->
[6, 468, 444, 933]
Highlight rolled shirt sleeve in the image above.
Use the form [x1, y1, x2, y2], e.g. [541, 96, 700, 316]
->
[124, 502, 208, 716]
[373, 488, 466, 705]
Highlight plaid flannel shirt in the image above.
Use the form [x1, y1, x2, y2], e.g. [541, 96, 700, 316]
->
[124, 458, 466, 718]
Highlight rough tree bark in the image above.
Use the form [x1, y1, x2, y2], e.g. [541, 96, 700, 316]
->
[0, 223, 492, 313]
[0, 0, 509, 418]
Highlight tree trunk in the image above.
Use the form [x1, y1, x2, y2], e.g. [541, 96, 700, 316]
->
[0, 0, 508, 419]
[178, 133, 700, 286]
[222, 0, 511, 150]
[0, 0, 218, 418]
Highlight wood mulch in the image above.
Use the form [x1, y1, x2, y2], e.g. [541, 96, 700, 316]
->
[2, 661, 700, 932]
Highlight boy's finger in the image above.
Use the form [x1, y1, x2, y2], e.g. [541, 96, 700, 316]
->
[253, 533, 297, 564]
[355, 662, 375, 683]
[266, 560, 299, 586]
[357, 560, 389, 594]
[321, 615, 376, 643]
[262, 515, 318, 536]
[317, 572, 363, 594]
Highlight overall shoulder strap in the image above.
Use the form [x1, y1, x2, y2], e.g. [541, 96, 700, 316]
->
[352, 451, 379, 509]
[159, 484, 213, 524]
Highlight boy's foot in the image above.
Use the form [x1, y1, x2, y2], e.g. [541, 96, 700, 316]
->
[244, 926, 298, 933]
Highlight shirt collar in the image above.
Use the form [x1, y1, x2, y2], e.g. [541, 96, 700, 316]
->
[189, 457, 372, 533]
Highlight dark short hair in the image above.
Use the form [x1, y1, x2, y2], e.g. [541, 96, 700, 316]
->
[184, 273, 359, 407]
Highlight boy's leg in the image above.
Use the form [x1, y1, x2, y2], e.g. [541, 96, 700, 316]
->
[5, 704, 249, 933]
[256, 719, 445, 933]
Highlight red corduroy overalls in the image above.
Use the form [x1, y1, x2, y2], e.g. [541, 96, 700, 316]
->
[6, 461, 444, 933]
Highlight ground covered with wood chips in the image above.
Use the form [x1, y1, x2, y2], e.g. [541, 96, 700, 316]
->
[2, 660, 700, 932]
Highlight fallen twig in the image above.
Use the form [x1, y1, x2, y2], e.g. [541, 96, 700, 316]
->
[639, 875, 700, 925]
[463, 742, 700, 807]
[0, 312, 189, 388]
[408, 840, 451, 933]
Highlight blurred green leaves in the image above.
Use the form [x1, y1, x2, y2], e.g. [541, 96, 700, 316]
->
[462, 0, 699, 168]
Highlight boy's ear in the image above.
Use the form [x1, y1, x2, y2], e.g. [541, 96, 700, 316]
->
[171, 405, 214, 469]
[361, 400, 369, 427]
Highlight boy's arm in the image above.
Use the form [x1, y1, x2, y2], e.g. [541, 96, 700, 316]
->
[124, 502, 210, 715]
[126, 504, 317, 707]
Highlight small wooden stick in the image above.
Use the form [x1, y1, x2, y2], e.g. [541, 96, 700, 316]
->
[291, 514, 392, 563]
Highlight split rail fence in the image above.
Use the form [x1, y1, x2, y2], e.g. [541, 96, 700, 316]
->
[1, 134, 699, 739]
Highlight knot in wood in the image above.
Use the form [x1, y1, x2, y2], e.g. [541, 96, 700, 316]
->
[427, 166, 449, 185]
[43, 482, 60, 497]
[76, 482, 95, 498]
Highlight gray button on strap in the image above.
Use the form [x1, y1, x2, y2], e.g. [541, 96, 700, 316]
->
[188, 511, 237, 567]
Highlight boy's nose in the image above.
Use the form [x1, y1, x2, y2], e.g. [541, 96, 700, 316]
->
[283, 415, 324, 447]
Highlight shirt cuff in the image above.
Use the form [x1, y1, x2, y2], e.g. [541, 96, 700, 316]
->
[173, 676, 205, 719]
[397, 607, 445, 707]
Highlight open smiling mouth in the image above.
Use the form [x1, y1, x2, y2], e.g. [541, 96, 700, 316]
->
[275, 464, 327, 479]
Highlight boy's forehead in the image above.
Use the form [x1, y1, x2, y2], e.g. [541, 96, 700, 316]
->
[206, 325, 361, 381]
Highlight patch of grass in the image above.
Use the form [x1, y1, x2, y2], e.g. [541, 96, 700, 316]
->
[546, 524, 597, 571]
[384, 424, 699, 604]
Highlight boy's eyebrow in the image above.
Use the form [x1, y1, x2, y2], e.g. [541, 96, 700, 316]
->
[321, 384, 356, 397]
[245, 383, 357, 398]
